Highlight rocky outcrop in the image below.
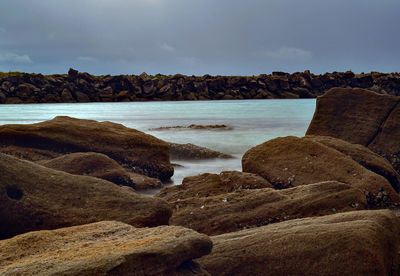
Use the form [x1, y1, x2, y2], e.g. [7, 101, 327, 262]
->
[129, 172, 163, 190]
[242, 136, 399, 206]
[0, 153, 172, 239]
[0, 221, 212, 275]
[197, 209, 400, 275]
[37, 152, 135, 188]
[0, 116, 173, 181]
[306, 87, 400, 173]
[161, 181, 366, 236]
[168, 142, 234, 160]
[1, 69, 400, 104]
[157, 171, 273, 201]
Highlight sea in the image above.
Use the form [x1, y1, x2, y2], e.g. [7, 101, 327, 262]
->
[0, 99, 316, 191]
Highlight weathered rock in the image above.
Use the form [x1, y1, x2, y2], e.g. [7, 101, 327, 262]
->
[0, 116, 173, 180]
[242, 136, 399, 205]
[150, 124, 233, 131]
[304, 135, 400, 192]
[37, 152, 135, 188]
[165, 181, 366, 235]
[157, 171, 273, 201]
[168, 142, 234, 160]
[129, 172, 163, 190]
[0, 153, 172, 239]
[198, 209, 400, 275]
[0, 221, 212, 275]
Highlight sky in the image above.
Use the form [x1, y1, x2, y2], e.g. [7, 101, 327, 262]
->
[0, 0, 399, 76]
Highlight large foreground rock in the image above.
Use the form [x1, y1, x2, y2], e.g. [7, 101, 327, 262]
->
[0, 153, 172, 239]
[157, 171, 273, 201]
[242, 136, 399, 206]
[197, 210, 400, 275]
[164, 181, 366, 235]
[0, 221, 212, 275]
[0, 116, 173, 180]
[306, 87, 400, 172]
[37, 152, 135, 188]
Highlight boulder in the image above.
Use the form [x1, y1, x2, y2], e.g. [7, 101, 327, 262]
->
[129, 172, 163, 190]
[0, 221, 212, 275]
[37, 152, 135, 188]
[168, 142, 234, 160]
[157, 171, 273, 201]
[304, 135, 400, 192]
[242, 136, 399, 206]
[0, 153, 172, 239]
[197, 209, 400, 275]
[165, 181, 366, 236]
[306, 88, 400, 172]
[0, 116, 173, 180]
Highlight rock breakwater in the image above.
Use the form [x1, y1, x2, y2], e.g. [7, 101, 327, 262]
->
[1, 69, 400, 103]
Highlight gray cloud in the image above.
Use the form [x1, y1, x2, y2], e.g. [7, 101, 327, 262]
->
[0, 50, 33, 64]
[0, 0, 399, 75]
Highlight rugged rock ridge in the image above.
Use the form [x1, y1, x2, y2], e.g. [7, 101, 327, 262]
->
[306, 87, 400, 173]
[1, 69, 400, 103]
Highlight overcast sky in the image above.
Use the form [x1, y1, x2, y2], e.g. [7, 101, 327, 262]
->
[0, 0, 399, 75]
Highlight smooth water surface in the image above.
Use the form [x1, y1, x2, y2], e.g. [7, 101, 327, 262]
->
[0, 99, 316, 188]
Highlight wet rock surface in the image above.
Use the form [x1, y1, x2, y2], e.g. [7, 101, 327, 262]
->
[0, 116, 173, 181]
[197, 209, 400, 276]
[162, 181, 366, 236]
[168, 142, 234, 160]
[0, 221, 212, 275]
[0, 153, 172, 239]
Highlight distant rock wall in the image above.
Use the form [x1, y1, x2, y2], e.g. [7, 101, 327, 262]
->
[1, 68, 400, 103]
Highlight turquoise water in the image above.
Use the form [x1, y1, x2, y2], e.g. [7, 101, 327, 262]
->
[0, 99, 316, 188]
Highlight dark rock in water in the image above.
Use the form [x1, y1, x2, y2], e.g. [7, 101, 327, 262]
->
[306, 87, 400, 173]
[198, 210, 400, 275]
[157, 171, 273, 201]
[242, 136, 399, 206]
[129, 172, 163, 190]
[162, 181, 366, 236]
[150, 124, 233, 131]
[0, 116, 173, 181]
[168, 142, 234, 160]
[0, 153, 172, 239]
[37, 152, 135, 188]
[0, 221, 212, 275]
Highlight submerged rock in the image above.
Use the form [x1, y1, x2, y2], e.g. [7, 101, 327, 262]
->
[0, 153, 172, 239]
[242, 136, 399, 206]
[0, 221, 212, 275]
[150, 124, 233, 131]
[197, 209, 400, 275]
[157, 171, 273, 201]
[0, 116, 173, 180]
[37, 152, 135, 188]
[161, 181, 366, 235]
[168, 142, 234, 160]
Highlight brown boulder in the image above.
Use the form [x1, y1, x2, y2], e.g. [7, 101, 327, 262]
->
[37, 152, 135, 188]
[198, 209, 400, 275]
[0, 221, 212, 275]
[165, 181, 366, 236]
[0, 116, 173, 180]
[242, 136, 399, 205]
[0, 153, 172, 239]
[168, 142, 234, 160]
[306, 87, 400, 172]
[157, 171, 273, 201]
[129, 172, 163, 190]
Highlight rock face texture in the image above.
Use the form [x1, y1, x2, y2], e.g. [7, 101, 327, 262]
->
[0, 116, 173, 180]
[162, 182, 366, 236]
[157, 171, 273, 201]
[306, 87, 400, 172]
[197, 210, 400, 276]
[1, 69, 400, 104]
[242, 136, 399, 206]
[0, 153, 172, 239]
[168, 142, 234, 160]
[37, 152, 135, 188]
[0, 221, 212, 275]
